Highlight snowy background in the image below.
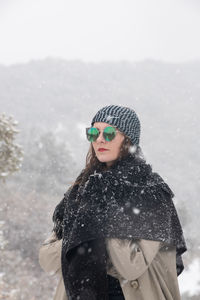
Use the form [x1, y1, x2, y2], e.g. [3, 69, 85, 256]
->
[0, 0, 200, 299]
[0, 58, 199, 300]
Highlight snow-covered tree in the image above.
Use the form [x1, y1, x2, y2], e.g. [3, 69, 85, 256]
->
[0, 113, 23, 182]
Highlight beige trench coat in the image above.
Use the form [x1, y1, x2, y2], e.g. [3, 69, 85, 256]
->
[39, 232, 182, 300]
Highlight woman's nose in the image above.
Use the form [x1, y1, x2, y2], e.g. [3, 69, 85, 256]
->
[96, 131, 106, 143]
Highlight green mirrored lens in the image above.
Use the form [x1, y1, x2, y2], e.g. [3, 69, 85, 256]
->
[103, 126, 116, 141]
[86, 127, 99, 142]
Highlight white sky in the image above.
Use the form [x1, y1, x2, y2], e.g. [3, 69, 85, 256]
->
[0, 0, 200, 65]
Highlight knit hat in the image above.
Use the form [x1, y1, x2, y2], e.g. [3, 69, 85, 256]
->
[91, 105, 140, 145]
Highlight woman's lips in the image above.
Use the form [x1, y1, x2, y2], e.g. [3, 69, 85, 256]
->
[98, 148, 109, 152]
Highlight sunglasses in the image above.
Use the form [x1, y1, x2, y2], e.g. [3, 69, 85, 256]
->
[86, 126, 118, 142]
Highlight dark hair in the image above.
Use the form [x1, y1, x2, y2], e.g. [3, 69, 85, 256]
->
[72, 135, 145, 187]
[53, 135, 145, 239]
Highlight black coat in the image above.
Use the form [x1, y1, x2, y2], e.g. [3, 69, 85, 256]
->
[53, 153, 187, 299]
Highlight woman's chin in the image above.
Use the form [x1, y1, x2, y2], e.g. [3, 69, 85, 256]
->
[96, 153, 109, 163]
[96, 153, 116, 165]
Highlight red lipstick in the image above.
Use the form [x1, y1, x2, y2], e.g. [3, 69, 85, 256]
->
[98, 148, 108, 152]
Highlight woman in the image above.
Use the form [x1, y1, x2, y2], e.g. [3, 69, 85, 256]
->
[39, 105, 187, 300]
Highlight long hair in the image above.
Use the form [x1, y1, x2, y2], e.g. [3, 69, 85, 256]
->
[53, 136, 145, 239]
[72, 135, 145, 187]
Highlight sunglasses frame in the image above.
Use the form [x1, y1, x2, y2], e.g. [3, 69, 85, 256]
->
[86, 126, 119, 142]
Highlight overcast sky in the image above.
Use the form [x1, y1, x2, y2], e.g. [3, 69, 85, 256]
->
[0, 0, 200, 65]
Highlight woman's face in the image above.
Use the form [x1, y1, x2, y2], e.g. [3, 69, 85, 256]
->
[92, 122, 125, 167]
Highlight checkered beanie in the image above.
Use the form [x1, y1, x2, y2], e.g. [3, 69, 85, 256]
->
[91, 105, 141, 145]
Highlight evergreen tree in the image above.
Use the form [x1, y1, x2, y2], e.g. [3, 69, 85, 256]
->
[0, 113, 23, 182]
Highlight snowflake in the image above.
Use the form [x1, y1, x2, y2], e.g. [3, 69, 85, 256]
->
[129, 145, 137, 154]
[132, 207, 140, 215]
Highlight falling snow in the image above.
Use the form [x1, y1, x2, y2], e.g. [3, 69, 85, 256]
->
[132, 207, 140, 215]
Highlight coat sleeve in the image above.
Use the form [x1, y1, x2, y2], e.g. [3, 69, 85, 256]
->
[106, 238, 162, 281]
[39, 231, 62, 275]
